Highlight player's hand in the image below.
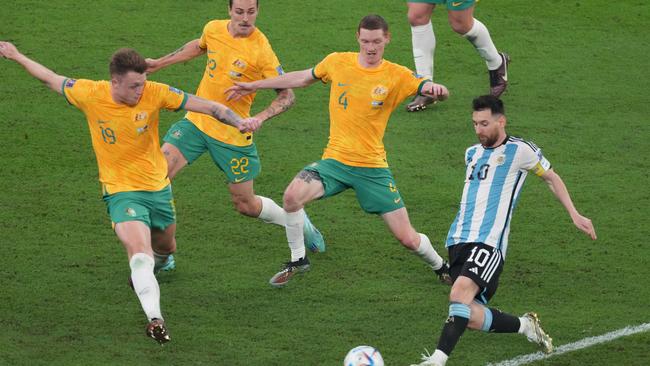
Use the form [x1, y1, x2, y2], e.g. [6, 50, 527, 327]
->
[0, 41, 21, 60]
[572, 214, 597, 240]
[225, 82, 257, 101]
[145, 58, 161, 74]
[422, 82, 449, 102]
[239, 117, 263, 133]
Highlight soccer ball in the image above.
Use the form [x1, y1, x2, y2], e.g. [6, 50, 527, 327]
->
[343, 345, 384, 366]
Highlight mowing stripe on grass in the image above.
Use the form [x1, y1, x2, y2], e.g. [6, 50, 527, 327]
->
[487, 322, 650, 366]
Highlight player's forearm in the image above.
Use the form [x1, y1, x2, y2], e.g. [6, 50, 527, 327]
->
[252, 69, 315, 90]
[253, 89, 295, 122]
[210, 104, 243, 128]
[13, 54, 65, 93]
[151, 39, 205, 70]
[544, 171, 580, 219]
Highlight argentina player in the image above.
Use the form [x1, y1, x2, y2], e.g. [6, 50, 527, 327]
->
[410, 95, 597, 366]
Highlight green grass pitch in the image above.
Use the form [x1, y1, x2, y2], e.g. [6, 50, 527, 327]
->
[1, 1, 649, 365]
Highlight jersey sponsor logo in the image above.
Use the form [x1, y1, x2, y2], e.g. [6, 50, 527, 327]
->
[451, 1, 464, 7]
[229, 70, 243, 79]
[394, 197, 402, 204]
[469, 267, 479, 275]
[65, 79, 77, 88]
[171, 130, 182, 139]
[234, 177, 246, 183]
[276, 65, 285, 75]
[125, 207, 137, 217]
[168, 86, 183, 95]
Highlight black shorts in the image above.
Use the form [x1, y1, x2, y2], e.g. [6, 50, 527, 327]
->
[448, 243, 504, 304]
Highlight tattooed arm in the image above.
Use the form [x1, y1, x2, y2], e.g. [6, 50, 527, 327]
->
[146, 39, 205, 74]
[184, 94, 247, 131]
[252, 88, 296, 123]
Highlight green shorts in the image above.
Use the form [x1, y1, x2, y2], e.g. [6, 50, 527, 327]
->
[407, 0, 476, 11]
[163, 118, 261, 184]
[103, 185, 176, 230]
[304, 159, 405, 215]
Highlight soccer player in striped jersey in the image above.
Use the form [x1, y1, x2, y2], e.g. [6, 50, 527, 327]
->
[226, 15, 451, 288]
[145, 0, 326, 254]
[0, 42, 250, 344]
[410, 95, 597, 366]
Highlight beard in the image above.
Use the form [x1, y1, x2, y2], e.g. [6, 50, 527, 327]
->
[479, 133, 499, 147]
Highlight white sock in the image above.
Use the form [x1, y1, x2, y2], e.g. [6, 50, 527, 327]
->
[462, 18, 501, 70]
[518, 316, 533, 337]
[153, 250, 169, 268]
[414, 233, 444, 270]
[285, 209, 306, 262]
[411, 20, 435, 80]
[257, 196, 286, 226]
[129, 253, 163, 321]
[431, 349, 449, 365]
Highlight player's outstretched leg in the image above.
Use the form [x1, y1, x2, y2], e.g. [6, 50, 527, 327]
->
[146, 318, 171, 345]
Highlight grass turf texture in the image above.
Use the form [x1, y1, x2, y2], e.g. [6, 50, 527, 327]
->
[1, 0, 649, 365]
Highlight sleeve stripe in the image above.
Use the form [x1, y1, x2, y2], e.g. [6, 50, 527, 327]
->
[61, 78, 72, 105]
[175, 93, 189, 112]
[311, 68, 320, 80]
[416, 79, 430, 96]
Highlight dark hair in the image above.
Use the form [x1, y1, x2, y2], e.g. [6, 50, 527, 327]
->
[472, 95, 505, 115]
[229, 0, 259, 8]
[358, 14, 389, 34]
[109, 48, 147, 76]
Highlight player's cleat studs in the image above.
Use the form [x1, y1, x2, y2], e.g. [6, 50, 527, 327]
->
[434, 261, 453, 286]
[269, 257, 311, 288]
[406, 95, 438, 112]
[146, 318, 171, 345]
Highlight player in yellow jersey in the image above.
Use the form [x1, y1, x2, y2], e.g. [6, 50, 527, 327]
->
[0, 42, 251, 344]
[145, 0, 325, 253]
[226, 15, 452, 288]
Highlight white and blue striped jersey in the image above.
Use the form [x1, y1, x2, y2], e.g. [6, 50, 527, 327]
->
[445, 136, 552, 259]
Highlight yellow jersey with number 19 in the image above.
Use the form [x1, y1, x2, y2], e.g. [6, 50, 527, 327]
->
[312, 52, 426, 168]
[62, 79, 188, 194]
[185, 19, 284, 146]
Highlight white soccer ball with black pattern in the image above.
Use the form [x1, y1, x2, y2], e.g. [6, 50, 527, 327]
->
[343, 345, 384, 366]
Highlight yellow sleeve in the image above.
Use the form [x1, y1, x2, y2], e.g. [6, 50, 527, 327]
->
[198, 22, 211, 49]
[394, 65, 428, 105]
[151, 82, 189, 111]
[312, 53, 338, 84]
[259, 39, 284, 79]
[62, 78, 94, 109]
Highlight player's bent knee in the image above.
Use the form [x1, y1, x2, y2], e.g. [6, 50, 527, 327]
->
[407, 12, 430, 26]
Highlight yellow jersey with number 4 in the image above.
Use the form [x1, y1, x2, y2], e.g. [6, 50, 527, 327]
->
[185, 19, 284, 146]
[313, 52, 426, 168]
[62, 79, 188, 194]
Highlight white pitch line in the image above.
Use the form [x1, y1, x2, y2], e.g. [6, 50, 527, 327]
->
[486, 322, 650, 366]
